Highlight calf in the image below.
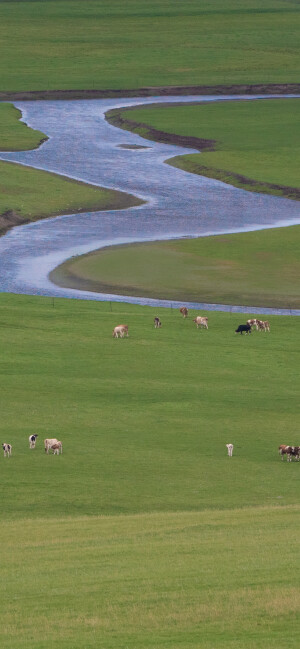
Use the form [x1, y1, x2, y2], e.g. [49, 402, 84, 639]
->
[29, 434, 38, 449]
[51, 441, 63, 455]
[256, 320, 270, 332]
[113, 324, 129, 338]
[44, 438, 58, 454]
[193, 316, 208, 330]
[179, 307, 188, 318]
[226, 443, 234, 457]
[2, 443, 12, 458]
[247, 319, 258, 330]
[154, 317, 162, 328]
[235, 324, 251, 335]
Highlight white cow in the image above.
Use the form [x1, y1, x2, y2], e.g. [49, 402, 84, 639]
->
[2, 443, 12, 457]
[29, 434, 38, 449]
[44, 438, 59, 454]
[113, 325, 129, 338]
[226, 443, 234, 457]
[193, 316, 208, 329]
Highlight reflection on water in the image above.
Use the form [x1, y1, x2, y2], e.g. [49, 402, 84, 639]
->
[0, 94, 299, 314]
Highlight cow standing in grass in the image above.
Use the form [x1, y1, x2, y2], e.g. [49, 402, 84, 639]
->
[235, 324, 251, 335]
[2, 443, 12, 457]
[179, 307, 188, 318]
[226, 443, 234, 457]
[193, 316, 208, 329]
[29, 434, 38, 449]
[154, 317, 162, 328]
[113, 325, 129, 338]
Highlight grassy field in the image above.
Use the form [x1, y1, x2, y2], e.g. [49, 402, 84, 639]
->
[0, 102, 143, 232]
[107, 98, 300, 198]
[51, 225, 300, 309]
[0, 1, 299, 91]
[0, 293, 299, 648]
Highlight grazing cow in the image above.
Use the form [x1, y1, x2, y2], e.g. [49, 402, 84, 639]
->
[235, 324, 251, 335]
[113, 324, 129, 338]
[2, 443, 12, 457]
[279, 445, 300, 461]
[193, 316, 208, 330]
[247, 319, 259, 330]
[51, 441, 63, 455]
[262, 320, 270, 332]
[179, 307, 188, 318]
[256, 319, 270, 332]
[29, 434, 38, 449]
[44, 438, 59, 454]
[154, 317, 162, 328]
[226, 443, 234, 457]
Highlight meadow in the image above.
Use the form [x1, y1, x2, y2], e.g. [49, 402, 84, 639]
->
[52, 225, 300, 309]
[0, 0, 299, 92]
[106, 98, 300, 198]
[0, 103, 143, 234]
[0, 293, 299, 647]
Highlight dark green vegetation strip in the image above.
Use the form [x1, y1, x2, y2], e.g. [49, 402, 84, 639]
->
[106, 99, 300, 199]
[0, 103, 143, 235]
[51, 226, 300, 309]
[0, 1, 299, 92]
[1, 508, 299, 648]
[0, 294, 299, 647]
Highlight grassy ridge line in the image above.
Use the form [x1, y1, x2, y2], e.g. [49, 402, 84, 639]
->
[1, 506, 300, 648]
[0, 103, 144, 235]
[105, 100, 300, 200]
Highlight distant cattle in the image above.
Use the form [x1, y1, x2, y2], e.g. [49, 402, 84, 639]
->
[44, 438, 59, 454]
[2, 443, 12, 458]
[29, 434, 38, 449]
[154, 317, 162, 328]
[193, 316, 208, 330]
[247, 319, 259, 330]
[51, 441, 63, 455]
[113, 324, 129, 338]
[179, 307, 188, 318]
[279, 445, 300, 461]
[226, 443, 234, 457]
[235, 324, 251, 335]
[256, 320, 270, 332]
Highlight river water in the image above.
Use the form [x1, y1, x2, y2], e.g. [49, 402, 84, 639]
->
[0, 95, 299, 314]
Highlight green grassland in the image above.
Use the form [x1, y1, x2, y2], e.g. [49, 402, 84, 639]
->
[0, 1, 299, 92]
[51, 225, 300, 309]
[0, 103, 143, 233]
[108, 98, 300, 198]
[0, 293, 299, 648]
[1, 508, 299, 649]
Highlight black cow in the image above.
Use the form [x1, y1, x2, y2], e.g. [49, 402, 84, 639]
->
[154, 317, 162, 328]
[235, 324, 251, 335]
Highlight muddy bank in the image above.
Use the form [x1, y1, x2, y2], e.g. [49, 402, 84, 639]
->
[0, 83, 299, 102]
[105, 103, 300, 201]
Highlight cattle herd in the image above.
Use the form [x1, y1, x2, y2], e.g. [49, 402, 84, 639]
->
[2, 310, 283, 461]
[113, 309, 271, 338]
[2, 435, 63, 458]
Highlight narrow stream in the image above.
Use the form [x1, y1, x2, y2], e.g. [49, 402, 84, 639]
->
[0, 95, 299, 314]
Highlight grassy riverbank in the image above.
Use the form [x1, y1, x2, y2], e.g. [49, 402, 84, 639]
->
[106, 98, 300, 199]
[51, 226, 300, 310]
[0, 293, 299, 647]
[0, 103, 143, 235]
[0, 1, 299, 92]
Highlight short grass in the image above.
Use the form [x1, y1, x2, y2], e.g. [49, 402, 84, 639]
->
[115, 99, 300, 195]
[0, 103, 142, 228]
[0, 1, 299, 91]
[0, 294, 299, 520]
[51, 225, 300, 309]
[1, 508, 299, 649]
[0, 294, 299, 648]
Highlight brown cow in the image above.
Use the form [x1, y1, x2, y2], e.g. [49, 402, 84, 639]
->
[179, 307, 188, 318]
[154, 317, 162, 328]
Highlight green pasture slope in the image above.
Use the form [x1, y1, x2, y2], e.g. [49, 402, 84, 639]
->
[0, 294, 299, 648]
[0, 103, 143, 234]
[0, 0, 299, 91]
[108, 98, 300, 198]
[54, 225, 300, 309]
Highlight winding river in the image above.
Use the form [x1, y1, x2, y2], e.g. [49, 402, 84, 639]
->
[0, 94, 299, 314]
